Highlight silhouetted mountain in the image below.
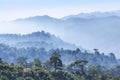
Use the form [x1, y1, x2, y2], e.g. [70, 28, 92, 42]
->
[0, 31, 77, 50]
[15, 15, 60, 23]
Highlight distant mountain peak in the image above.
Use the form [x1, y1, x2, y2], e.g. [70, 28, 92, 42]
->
[28, 15, 52, 19]
[14, 15, 58, 22]
[62, 10, 120, 20]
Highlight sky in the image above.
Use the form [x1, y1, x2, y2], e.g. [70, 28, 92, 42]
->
[0, 0, 120, 21]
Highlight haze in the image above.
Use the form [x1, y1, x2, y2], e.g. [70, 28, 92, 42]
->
[0, 0, 120, 58]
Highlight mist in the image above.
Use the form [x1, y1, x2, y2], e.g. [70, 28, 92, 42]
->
[0, 12, 120, 58]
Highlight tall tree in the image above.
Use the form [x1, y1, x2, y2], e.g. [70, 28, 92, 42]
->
[0, 58, 3, 64]
[33, 58, 42, 70]
[49, 52, 63, 72]
[69, 60, 88, 75]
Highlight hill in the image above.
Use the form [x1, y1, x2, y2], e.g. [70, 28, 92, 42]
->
[0, 31, 77, 50]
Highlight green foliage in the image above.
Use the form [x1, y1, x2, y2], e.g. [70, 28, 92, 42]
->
[0, 58, 3, 64]
[49, 52, 63, 72]
[0, 44, 119, 70]
[68, 60, 88, 76]
[0, 62, 120, 80]
[88, 66, 99, 76]
[33, 58, 43, 71]
[0, 54, 120, 80]
[50, 70, 75, 80]
[17, 57, 28, 67]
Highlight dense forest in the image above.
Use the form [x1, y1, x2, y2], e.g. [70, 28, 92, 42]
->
[0, 31, 120, 80]
[0, 51, 120, 80]
[0, 43, 119, 68]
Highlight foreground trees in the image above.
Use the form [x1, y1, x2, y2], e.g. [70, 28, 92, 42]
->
[0, 58, 3, 64]
[33, 58, 43, 70]
[68, 60, 88, 76]
[0, 51, 120, 80]
[49, 52, 63, 72]
[17, 57, 28, 67]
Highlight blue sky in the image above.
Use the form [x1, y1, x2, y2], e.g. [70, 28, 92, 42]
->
[0, 0, 120, 21]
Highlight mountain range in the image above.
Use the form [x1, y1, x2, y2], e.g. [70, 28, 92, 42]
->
[62, 10, 120, 19]
[0, 10, 120, 58]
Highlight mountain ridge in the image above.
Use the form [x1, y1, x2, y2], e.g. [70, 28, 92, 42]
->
[0, 31, 78, 50]
[62, 10, 120, 20]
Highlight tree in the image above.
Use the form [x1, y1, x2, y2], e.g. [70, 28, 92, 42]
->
[49, 52, 63, 72]
[87, 66, 104, 80]
[88, 66, 99, 76]
[0, 58, 3, 64]
[44, 60, 53, 70]
[33, 58, 42, 70]
[94, 49, 100, 56]
[69, 60, 88, 76]
[76, 48, 81, 53]
[109, 53, 116, 60]
[17, 57, 27, 67]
